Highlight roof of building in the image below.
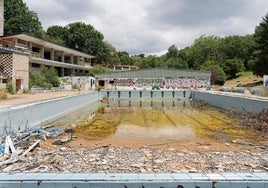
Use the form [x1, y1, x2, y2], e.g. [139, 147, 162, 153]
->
[0, 33, 95, 59]
[96, 68, 211, 79]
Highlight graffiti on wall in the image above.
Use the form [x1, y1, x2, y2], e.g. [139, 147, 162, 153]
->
[112, 78, 210, 89]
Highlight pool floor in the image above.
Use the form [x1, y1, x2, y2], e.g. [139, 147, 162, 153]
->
[73, 99, 264, 146]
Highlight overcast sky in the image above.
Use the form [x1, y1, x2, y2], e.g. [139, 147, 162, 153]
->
[23, 0, 268, 55]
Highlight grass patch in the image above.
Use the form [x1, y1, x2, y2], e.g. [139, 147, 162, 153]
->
[236, 71, 253, 77]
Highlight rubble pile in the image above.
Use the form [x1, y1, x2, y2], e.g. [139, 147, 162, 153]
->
[1, 145, 268, 173]
[0, 125, 70, 172]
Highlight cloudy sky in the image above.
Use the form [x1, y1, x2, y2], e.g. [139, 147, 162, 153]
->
[23, 0, 268, 55]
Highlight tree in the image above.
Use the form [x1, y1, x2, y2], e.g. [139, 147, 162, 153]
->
[166, 44, 179, 59]
[131, 55, 142, 67]
[103, 42, 121, 66]
[63, 22, 108, 64]
[118, 51, 133, 65]
[222, 58, 245, 78]
[46, 25, 67, 45]
[250, 13, 268, 76]
[89, 65, 107, 76]
[185, 35, 220, 69]
[141, 55, 160, 68]
[201, 61, 226, 85]
[4, 0, 43, 37]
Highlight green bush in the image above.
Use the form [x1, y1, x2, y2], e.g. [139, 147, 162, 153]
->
[29, 66, 60, 89]
[6, 80, 15, 94]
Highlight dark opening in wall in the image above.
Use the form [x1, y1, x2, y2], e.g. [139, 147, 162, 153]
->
[99, 80, 105, 86]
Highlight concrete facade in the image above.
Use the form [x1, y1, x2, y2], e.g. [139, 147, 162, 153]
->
[0, 49, 30, 91]
[0, 33, 95, 92]
[12, 53, 29, 91]
[0, 0, 3, 36]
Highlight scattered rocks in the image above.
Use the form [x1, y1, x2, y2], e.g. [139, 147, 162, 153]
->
[1, 146, 267, 173]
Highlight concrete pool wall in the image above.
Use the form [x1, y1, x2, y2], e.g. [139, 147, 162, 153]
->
[0, 92, 99, 133]
[193, 91, 268, 113]
[0, 90, 267, 133]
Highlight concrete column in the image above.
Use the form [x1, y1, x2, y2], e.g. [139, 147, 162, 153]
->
[71, 69, 75, 75]
[0, 0, 4, 36]
[80, 56, 84, 65]
[28, 42, 32, 51]
[14, 38, 18, 45]
[40, 46, 44, 59]
[61, 67, 64, 77]
[50, 48, 55, 61]
[70, 54, 74, 64]
[61, 52, 65, 62]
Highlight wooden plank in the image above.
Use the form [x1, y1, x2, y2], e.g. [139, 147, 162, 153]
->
[22, 140, 41, 157]
[4, 136, 17, 155]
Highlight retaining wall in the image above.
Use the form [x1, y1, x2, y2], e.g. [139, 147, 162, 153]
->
[0, 92, 99, 134]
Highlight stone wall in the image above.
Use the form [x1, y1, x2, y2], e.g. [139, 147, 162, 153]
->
[12, 53, 29, 90]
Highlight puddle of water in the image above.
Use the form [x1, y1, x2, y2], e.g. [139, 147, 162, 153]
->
[73, 99, 262, 143]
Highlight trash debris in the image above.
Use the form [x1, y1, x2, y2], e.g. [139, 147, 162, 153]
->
[0, 124, 66, 172]
[4, 136, 17, 155]
[22, 140, 41, 157]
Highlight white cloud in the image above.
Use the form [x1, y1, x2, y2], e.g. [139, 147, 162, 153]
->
[23, 0, 268, 55]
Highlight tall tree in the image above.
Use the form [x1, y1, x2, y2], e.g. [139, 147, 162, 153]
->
[185, 35, 220, 69]
[104, 42, 120, 66]
[118, 51, 133, 65]
[4, 0, 43, 37]
[201, 60, 226, 85]
[249, 13, 268, 76]
[63, 22, 108, 64]
[166, 44, 179, 59]
[46, 25, 67, 45]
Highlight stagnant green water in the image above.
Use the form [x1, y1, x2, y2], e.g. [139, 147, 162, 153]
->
[71, 99, 263, 143]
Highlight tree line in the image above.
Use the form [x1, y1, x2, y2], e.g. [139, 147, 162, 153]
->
[4, 0, 268, 85]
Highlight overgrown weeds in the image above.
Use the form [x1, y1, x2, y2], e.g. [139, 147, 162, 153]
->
[0, 90, 8, 99]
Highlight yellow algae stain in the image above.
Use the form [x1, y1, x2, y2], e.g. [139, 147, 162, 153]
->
[74, 99, 264, 143]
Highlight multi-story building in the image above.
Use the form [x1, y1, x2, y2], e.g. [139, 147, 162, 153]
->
[0, 33, 94, 91]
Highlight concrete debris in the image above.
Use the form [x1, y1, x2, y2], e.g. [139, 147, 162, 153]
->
[0, 126, 65, 171]
[1, 146, 267, 173]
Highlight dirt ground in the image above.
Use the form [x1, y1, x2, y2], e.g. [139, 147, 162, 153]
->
[0, 90, 82, 108]
[40, 132, 268, 153]
[224, 74, 263, 88]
